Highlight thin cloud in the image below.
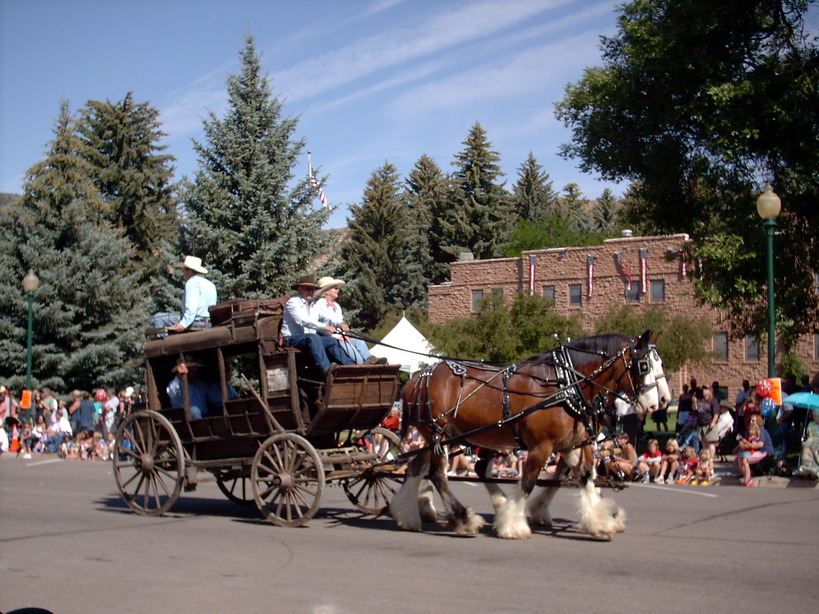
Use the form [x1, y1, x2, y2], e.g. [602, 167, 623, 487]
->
[273, 0, 572, 102]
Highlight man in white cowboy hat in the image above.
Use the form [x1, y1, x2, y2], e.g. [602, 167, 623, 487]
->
[280, 275, 356, 375]
[152, 256, 218, 332]
[312, 276, 386, 365]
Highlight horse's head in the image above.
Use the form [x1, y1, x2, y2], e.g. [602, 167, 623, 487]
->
[629, 331, 671, 413]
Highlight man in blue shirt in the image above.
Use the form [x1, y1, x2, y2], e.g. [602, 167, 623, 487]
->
[152, 256, 217, 332]
[280, 276, 356, 375]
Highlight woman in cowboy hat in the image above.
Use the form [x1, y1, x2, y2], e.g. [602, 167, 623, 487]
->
[280, 275, 356, 375]
[312, 277, 386, 365]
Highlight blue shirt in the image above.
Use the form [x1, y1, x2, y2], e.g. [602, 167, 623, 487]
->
[167, 377, 218, 419]
[180, 274, 218, 329]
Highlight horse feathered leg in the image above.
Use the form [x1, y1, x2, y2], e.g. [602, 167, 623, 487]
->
[389, 451, 430, 531]
[494, 447, 551, 539]
[429, 448, 486, 535]
[475, 449, 506, 513]
[576, 446, 626, 539]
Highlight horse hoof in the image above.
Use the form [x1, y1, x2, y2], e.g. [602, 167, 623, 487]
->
[495, 524, 532, 540]
[530, 512, 553, 528]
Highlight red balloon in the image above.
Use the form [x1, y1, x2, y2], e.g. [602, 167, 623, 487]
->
[756, 379, 772, 398]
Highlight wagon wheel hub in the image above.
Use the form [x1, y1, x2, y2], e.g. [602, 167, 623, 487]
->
[277, 471, 294, 491]
[139, 453, 154, 472]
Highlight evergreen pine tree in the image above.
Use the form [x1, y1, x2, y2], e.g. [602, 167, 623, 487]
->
[444, 122, 514, 260]
[404, 154, 448, 296]
[511, 152, 557, 222]
[0, 101, 148, 391]
[183, 34, 326, 299]
[78, 92, 179, 291]
[591, 188, 621, 233]
[336, 163, 406, 331]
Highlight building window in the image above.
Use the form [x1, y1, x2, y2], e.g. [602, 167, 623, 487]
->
[815, 271, 819, 295]
[569, 284, 582, 306]
[625, 283, 640, 303]
[815, 332, 819, 359]
[745, 336, 760, 361]
[714, 332, 729, 362]
[542, 285, 555, 301]
[471, 289, 484, 312]
[650, 279, 665, 302]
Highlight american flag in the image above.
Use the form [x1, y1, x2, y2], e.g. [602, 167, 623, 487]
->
[308, 151, 330, 210]
[639, 248, 648, 294]
[587, 254, 595, 298]
[528, 254, 537, 295]
[615, 252, 632, 291]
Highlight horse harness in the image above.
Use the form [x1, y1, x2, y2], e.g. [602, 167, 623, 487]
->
[405, 338, 651, 455]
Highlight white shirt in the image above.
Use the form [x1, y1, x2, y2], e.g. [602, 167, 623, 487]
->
[313, 297, 344, 328]
[280, 295, 328, 337]
[615, 396, 636, 418]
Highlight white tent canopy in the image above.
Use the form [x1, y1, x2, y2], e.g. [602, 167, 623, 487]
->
[374, 316, 438, 374]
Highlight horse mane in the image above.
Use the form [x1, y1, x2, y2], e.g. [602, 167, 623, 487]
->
[524, 333, 630, 368]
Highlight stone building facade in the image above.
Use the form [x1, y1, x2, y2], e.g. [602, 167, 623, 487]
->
[428, 233, 819, 402]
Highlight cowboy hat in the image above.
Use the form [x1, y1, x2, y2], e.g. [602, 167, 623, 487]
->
[179, 255, 208, 274]
[292, 275, 317, 290]
[313, 276, 346, 300]
[171, 359, 203, 373]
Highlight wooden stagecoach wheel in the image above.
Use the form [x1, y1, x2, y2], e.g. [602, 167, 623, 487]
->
[342, 427, 406, 515]
[251, 433, 325, 527]
[112, 410, 185, 517]
[215, 471, 255, 506]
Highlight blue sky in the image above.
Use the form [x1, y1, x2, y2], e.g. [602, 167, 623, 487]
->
[0, 0, 624, 228]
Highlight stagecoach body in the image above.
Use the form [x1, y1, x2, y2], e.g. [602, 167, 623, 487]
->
[113, 299, 403, 526]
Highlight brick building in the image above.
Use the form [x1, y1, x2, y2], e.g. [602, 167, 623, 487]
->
[428, 232, 819, 402]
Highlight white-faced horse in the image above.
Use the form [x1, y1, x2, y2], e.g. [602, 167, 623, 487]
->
[389, 331, 670, 539]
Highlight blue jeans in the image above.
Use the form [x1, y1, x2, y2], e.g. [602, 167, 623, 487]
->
[152, 312, 211, 330]
[338, 337, 372, 364]
[283, 334, 355, 373]
[47, 433, 67, 453]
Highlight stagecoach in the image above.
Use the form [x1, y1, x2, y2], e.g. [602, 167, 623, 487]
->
[113, 299, 404, 526]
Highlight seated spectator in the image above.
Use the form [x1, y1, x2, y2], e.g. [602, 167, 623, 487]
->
[447, 445, 475, 477]
[692, 448, 713, 485]
[634, 438, 663, 483]
[595, 440, 615, 476]
[795, 409, 819, 479]
[675, 446, 699, 484]
[655, 438, 680, 484]
[605, 432, 636, 481]
[46, 408, 73, 453]
[734, 415, 773, 486]
[18, 418, 33, 459]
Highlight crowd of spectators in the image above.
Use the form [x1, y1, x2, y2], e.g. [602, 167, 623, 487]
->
[0, 384, 140, 460]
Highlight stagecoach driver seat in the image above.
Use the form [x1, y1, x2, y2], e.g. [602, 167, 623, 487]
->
[280, 275, 356, 376]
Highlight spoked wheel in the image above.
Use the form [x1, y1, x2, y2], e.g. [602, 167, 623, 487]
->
[251, 433, 325, 527]
[216, 471, 255, 506]
[342, 427, 405, 515]
[112, 410, 185, 516]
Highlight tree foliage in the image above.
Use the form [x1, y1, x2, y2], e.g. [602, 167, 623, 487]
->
[0, 101, 147, 392]
[428, 291, 584, 362]
[593, 305, 714, 373]
[78, 92, 179, 291]
[335, 162, 408, 331]
[510, 151, 558, 222]
[556, 0, 819, 349]
[440, 122, 515, 260]
[183, 34, 327, 299]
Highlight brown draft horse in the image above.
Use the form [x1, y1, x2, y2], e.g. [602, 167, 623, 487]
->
[389, 331, 670, 539]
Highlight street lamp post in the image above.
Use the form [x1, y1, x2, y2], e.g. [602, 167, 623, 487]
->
[22, 270, 39, 398]
[756, 185, 781, 378]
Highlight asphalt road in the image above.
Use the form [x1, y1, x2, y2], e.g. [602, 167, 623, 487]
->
[1, 455, 816, 614]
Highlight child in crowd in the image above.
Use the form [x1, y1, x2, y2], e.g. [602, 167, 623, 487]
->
[634, 438, 663, 483]
[692, 448, 713, 485]
[675, 446, 699, 484]
[655, 438, 680, 484]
